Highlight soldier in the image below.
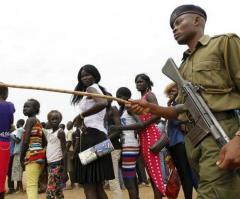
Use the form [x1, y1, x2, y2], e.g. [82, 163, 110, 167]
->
[127, 4, 240, 198]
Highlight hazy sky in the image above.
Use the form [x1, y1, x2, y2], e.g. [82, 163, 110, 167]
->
[1, 0, 239, 124]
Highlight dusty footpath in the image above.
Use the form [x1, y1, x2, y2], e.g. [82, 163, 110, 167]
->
[5, 170, 196, 199]
[5, 185, 196, 199]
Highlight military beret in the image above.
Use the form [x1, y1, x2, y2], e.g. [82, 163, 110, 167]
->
[170, 4, 207, 29]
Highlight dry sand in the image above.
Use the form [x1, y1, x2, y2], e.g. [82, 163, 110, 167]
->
[5, 184, 196, 199]
[5, 168, 196, 198]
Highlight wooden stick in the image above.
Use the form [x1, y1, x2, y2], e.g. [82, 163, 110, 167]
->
[0, 83, 129, 104]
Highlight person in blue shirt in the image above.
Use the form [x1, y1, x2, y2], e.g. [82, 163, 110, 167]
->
[11, 119, 25, 193]
[165, 83, 197, 199]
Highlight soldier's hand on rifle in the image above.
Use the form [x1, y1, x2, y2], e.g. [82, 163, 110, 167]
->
[217, 134, 240, 170]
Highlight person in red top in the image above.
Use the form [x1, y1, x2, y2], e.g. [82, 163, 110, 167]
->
[134, 74, 165, 199]
[0, 84, 15, 199]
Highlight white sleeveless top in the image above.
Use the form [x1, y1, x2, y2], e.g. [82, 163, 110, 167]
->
[79, 83, 107, 134]
[44, 128, 63, 163]
[121, 110, 139, 147]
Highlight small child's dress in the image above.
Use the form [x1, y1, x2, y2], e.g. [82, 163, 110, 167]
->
[44, 128, 65, 199]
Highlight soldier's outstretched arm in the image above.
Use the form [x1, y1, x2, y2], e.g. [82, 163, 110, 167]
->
[126, 99, 178, 119]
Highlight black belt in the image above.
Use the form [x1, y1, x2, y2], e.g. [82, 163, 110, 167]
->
[182, 110, 235, 134]
[213, 110, 235, 121]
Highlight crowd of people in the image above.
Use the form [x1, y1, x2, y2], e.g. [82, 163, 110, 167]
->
[1, 3, 240, 199]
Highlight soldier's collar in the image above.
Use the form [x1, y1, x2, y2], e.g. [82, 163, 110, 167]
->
[182, 35, 211, 60]
[197, 35, 211, 46]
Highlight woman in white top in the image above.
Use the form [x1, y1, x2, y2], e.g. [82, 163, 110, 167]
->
[72, 64, 114, 199]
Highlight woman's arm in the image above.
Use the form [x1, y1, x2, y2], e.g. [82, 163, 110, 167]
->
[111, 106, 121, 126]
[66, 131, 72, 152]
[72, 129, 80, 158]
[73, 86, 108, 127]
[108, 106, 123, 139]
[145, 91, 161, 121]
[110, 113, 145, 131]
[145, 91, 159, 105]
[127, 92, 160, 128]
[140, 115, 161, 127]
[58, 129, 68, 182]
[10, 133, 21, 144]
[81, 86, 108, 117]
[20, 117, 36, 166]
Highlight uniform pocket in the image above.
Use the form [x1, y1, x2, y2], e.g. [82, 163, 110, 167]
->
[213, 187, 240, 199]
[193, 60, 232, 93]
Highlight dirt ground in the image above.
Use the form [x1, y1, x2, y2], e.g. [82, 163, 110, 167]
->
[5, 179, 197, 199]
[5, 185, 193, 199]
[5, 171, 196, 198]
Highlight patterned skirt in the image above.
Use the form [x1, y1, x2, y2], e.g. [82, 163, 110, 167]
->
[121, 146, 139, 178]
[12, 154, 23, 181]
[46, 160, 65, 199]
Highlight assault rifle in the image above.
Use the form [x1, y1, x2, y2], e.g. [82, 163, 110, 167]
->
[162, 58, 230, 148]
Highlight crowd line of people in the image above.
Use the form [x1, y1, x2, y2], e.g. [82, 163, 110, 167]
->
[0, 68, 197, 199]
[1, 3, 240, 199]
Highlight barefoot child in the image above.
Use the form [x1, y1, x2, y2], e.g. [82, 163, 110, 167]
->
[44, 110, 68, 199]
[20, 99, 46, 199]
[11, 119, 25, 193]
[111, 87, 164, 199]
[110, 87, 140, 199]
[66, 121, 75, 189]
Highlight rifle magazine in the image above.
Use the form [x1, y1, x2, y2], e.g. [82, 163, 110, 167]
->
[187, 125, 210, 147]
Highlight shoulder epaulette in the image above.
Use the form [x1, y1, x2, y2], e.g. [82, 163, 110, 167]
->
[212, 33, 239, 39]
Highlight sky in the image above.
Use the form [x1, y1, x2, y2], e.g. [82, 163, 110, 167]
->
[0, 0, 240, 124]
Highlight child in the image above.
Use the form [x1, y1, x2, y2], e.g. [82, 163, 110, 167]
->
[0, 84, 15, 199]
[110, 87, 140, 199]
[110, 87, 159, 199]
[104, 93, 123, 199]
[7, 126, 16, 194]
[66, 121, 75, 189]
[44, 110, 68, 199]
[20, 98, 46, 199]
[11, 119, 25, 193]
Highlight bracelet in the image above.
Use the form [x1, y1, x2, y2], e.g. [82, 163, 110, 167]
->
[79, 113, 84, 119]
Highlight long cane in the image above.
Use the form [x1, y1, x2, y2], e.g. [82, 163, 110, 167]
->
[0, 82, 129, 104]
